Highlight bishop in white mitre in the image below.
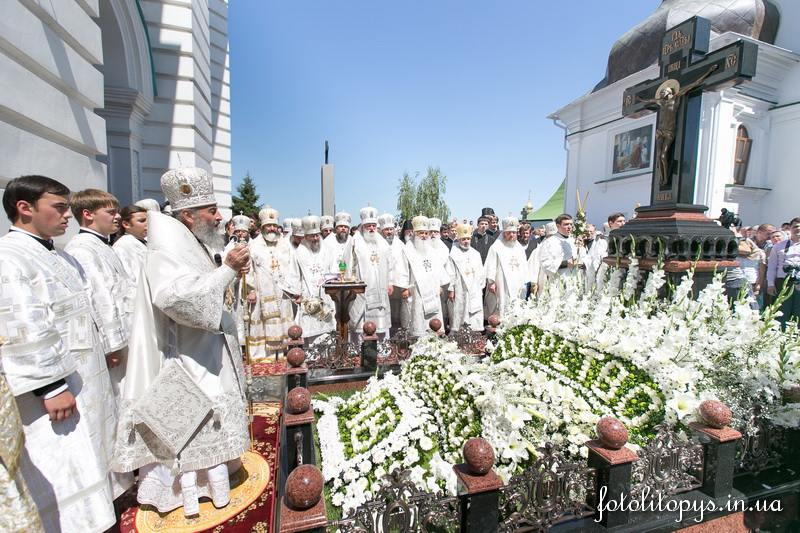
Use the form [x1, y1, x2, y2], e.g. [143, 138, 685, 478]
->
[538, 214, 585, 284]
[446, 224, 486, 331]
[395, 216, 450, 337]
[0, 175, 117, 532]
[114, 204, 149, 287]
[484, 216, 529, 319]
[344, 207, 393, 341]
[112, 167, 250, 517]
[428, 217, 451, 329]
[246, 206, 300, 359]
[292, 215, 337, 344]
[323, 211, 353, 268]
[379, 213, 404, 331]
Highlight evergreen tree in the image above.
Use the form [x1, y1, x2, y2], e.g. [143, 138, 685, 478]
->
[231, 172, 260, 215]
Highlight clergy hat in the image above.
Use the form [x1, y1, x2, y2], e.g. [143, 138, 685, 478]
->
[360, 206, 378, 225]
[232, 214, 251, 232]
[302, 215, 321, 235]
[412, 215, 429, 232]
[502, 216, 520, 231]
[320, 215, 334, 230]
[481, 207, 496, 217]
[290, 218, 305, 237]
[160, 167, 216, 211]
[282, 218, 293, 234]
[428, 217, 442, 232]
[259, 206, 280, 226]
[334, 212, 352, 228]
[134, 198, 161, 212]
[377, 213, 395, 230]
[455, 224, 474, 240]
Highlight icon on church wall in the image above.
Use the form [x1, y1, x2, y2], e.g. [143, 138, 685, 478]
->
[611, 123, 654, 176]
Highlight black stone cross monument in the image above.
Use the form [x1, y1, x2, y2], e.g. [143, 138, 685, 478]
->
[608, 17, 759, 289]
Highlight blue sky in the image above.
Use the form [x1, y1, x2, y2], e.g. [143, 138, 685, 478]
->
[229, 1, 659, 221]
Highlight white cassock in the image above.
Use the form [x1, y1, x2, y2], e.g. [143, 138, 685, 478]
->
[538, 233, 583, 282]
[446, 244, 486, 330]
[386, 237, 406, 329]
[345, 233, 393, 336]
[484, 239, 528, 319]
[323, 233, 353, 267]
[111, 212, 249, 513]
[292, 243, 337, 339]
[394, 242, 449, 337]
[65, 230, 134, 496]
[0, 230, 116, 533]
[585, 237, 609, 290]
[247, 235, 300, 358]
[113, 234, 147, 288]
[431, 239, 451, 327]
[527, 245, 546, 295]
[222, 239, 248, 342]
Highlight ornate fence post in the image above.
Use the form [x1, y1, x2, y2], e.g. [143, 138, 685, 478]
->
[690, 400, 742, 499]
[286, 345, 308, 390]
[360, 321, 378, 371]
[586, 417, 638, 529]
[453, 438, 503, 533]
[284, 387, 314, 474]
[279, 464, 327, 533]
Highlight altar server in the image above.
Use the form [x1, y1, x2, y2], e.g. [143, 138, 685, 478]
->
[394, 216, 450, 336]
[446, 224, 486, 330]
[0, 175, 117, 532]
[113, 205, 149, 286]
[484, 216, 529, 319]
[112, 167, 250, 517]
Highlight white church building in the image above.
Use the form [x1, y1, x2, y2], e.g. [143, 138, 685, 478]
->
[0, 0, 232, 235]
[550, 0, 800, 228]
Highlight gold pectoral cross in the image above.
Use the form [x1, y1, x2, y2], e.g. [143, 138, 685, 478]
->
[370, 251, 379, 265]
[270, 256, 280, 271]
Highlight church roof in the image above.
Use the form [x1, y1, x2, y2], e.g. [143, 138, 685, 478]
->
[525, 180, 565, 222]
[593, 0, 780, 92]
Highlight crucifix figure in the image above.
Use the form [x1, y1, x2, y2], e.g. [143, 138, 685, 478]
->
[622, 16, 757, 206]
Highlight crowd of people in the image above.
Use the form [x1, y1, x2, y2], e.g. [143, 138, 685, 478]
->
[0, 167, 798, 532]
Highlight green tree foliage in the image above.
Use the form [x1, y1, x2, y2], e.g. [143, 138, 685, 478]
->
[396, 166, 451, 222]
[231, 172, 260, 215]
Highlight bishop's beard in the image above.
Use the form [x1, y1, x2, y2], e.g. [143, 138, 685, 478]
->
[304, 239, 321, 253]
[384, 234, 394, 244]
[263, 229, 279, 244]
[362, 230, 377, 244]
[502, 237, 516, 248]
[192, 217, 225, 251]
[336, 232, 349, 244]
[458, 241, 470, 251]
[413, 237, 430, 255]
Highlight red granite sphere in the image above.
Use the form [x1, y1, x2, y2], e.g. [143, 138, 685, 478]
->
[463, 437, 495, 475]
[429, 318, 442, 332]
[286, 347, 306, 367]
[286, 387, 311, 414]
[363, 321, 377, 336]
[596, 417, 628, 450]
[698, 400, 732, 429]
[287, 325, 303, 340]
[487, 315, 501, 327]
[285, 465, 323, 511]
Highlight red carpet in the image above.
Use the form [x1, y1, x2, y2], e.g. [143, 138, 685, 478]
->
[116, 403, 282, 533]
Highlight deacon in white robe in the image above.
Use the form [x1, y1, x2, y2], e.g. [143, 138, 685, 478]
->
[291, 216, 337, 343]
[114, 205, 149, 287]
[428, 217, 452, 330]
[323, 211, 353, 268]
[246, 207, 300, 359]
[527, 222, 557, 296]
[538, 214, 586, 284]
[344, 208, 393, 340]
[394, 216, 450, 337]
[0, 176, 116, 533]
[112, 167, 250, 517]
[446, 224, 486, 331]
[484, 217, 529, 319]
[379, 213, 404, 331]
[221, 214, 254, 343]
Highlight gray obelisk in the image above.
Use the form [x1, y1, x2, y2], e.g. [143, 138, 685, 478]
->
[321, 140, 334, 216]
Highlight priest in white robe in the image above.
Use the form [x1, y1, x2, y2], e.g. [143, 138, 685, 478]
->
[394, 216, 450, 337]
[292, 215, 337, 344]
[323, 211, 353, 268]
[344, 207, 393, 340]
[246, 206, 300, 359]
[379, 213, 404, 331]
[484, 217, 529, 319]
[538, 214, 585, 284]
[0, 175, 117, 532]
[428, 217, 451, 330]
[320, 215, 334, 239]
[527, 222, 556, 296]
[112, 167, 250, 517]
[446, 224, 486, 331]
[114, 205, 149, 287]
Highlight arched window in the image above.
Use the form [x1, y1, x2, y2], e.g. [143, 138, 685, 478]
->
[733, 125, 752, 185]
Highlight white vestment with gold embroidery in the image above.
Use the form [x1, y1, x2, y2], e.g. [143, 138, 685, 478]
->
[484, 238, 528, 319]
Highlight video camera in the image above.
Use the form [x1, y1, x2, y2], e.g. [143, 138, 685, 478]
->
[718, 208, 741, 229]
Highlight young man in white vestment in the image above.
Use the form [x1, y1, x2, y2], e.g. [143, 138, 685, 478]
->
[291, 215, 338, 345]
[395, 216, 450, 337]
[246, 206, 300, 359]
[446, 224, 486, 331]
[222, 214, 255, 344]
[113, 205, 149, 287]
[0, 175, 117, 532]
[343, 207, 394, 341]
[538, 214, 586, 285]
[527, 222, 556, 296]
[111, 167, 250, 517]
[484, 217, 529, 320]
[585, 212, 626, 291]
[379, 213, 405, 331]
[324, 211, 353, 267]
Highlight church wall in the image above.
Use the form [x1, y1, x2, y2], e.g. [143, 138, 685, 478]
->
[760, 105, 800, 224]
[209, 0, 232, 214]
